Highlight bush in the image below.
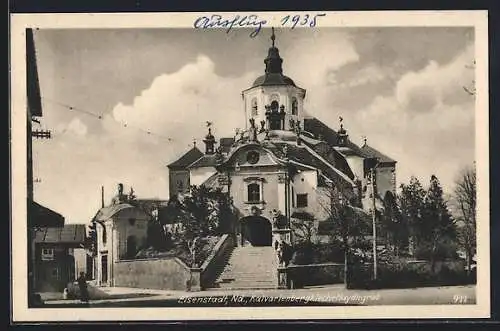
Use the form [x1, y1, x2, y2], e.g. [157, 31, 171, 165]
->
[347, 260, 474, 289]
[290, 242, 344, 265]
[135, 235, 221, 267]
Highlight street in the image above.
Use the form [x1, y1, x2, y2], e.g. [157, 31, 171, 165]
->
[41, 284, 476, 307]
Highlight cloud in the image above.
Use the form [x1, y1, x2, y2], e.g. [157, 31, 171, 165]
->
[395, 44, 474, 113]
[110, 55, 257, 147]
[342, 44, 476, 192]
[66, 117, 88, 136]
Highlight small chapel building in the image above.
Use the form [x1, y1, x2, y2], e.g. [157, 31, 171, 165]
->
[168, 29, 397, 247]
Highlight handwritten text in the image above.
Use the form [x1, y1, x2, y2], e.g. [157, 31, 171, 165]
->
[193, 13, 327, 38]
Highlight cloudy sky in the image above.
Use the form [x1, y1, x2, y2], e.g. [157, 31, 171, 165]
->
[30, 27, 475, 224]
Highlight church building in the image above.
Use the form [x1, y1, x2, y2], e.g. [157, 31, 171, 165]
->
[168, 29, 397, 247]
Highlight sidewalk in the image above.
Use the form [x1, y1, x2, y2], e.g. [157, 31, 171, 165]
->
[42, 284, 476, 307]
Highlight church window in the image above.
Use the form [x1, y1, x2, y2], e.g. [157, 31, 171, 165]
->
[247, 183, 261, 203]
[291, 97, 298, 115]
[296, 194, 308, 208]
[251, 98, 258, 116]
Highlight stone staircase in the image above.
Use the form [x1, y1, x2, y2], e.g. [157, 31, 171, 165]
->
[209, 246, 278, 290]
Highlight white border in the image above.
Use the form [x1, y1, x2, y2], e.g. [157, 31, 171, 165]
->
[10, 10, 490, 321]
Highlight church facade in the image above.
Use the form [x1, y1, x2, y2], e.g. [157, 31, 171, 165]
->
[168, 30, 397, 247]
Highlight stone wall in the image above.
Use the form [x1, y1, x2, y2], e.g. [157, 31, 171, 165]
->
[114, 257, 191, 291]
[200, 234, 236, 288]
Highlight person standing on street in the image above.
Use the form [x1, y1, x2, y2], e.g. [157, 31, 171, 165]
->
[77, 272, 89, 303]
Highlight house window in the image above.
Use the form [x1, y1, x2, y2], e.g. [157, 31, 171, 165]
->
[41, 248, 54, 261]
[251, 98, 258, 116]
[296, 194, 308, 208]
[247, 183, 261, 203]
[291, 97, 298, 115]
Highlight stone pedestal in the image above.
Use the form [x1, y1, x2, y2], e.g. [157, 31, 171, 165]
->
[189, 267, 202, 292]
[277, 266, 289, 289]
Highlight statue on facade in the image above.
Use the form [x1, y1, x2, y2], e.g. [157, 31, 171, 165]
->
[112, 183, 126, 204]
[289, 119, 295, 131]
[128, 187, 136, 201]
[249, 118, 258, 142]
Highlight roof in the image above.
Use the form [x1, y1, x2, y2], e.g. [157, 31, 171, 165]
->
[187, 154, 219, 168]
[93, 203, 135, 222]
[201, 172, 220, 188]
[264, 141, 355, 189]
[303, 117, 371, 159]
[29, 200, 65, 228]
[167, 146, 203, 169]
[361, 144, 397, 164]
[34, 224, 86, 245]
[252, 73, 296, 88]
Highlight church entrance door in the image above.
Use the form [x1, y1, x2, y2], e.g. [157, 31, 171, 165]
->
[240, 216, 272, 246]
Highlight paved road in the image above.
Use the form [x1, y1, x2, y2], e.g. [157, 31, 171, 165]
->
[42, 285, 475, 307]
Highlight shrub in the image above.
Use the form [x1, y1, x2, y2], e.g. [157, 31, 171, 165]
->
[347, 259, 474, 289]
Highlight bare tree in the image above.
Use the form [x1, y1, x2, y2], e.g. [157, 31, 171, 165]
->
[315, 181, 370, 285]
[452, 164, 476, 274]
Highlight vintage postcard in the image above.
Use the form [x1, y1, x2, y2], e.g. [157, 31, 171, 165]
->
[10, 10, 490, 322]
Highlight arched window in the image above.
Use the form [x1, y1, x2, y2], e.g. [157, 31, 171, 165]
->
[247, 183, 260, 203]
[251, 98, 258, 116]
[291, 97, 298, 115]
[126, 235, 137, 259]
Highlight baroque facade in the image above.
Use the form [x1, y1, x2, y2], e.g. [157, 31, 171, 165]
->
[168, 30, 397, 247]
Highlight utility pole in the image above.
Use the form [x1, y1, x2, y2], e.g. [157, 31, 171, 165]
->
[371, 165, 378, 280]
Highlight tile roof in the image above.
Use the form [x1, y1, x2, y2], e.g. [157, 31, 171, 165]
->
[34, 224, 86, 245]
[360, 144, 397, 164]
[167, 146, 204, 169]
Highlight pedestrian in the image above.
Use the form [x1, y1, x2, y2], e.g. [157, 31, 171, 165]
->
[77, 272, 89, 303]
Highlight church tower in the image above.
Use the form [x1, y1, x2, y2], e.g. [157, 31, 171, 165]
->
[242, 28, 306, 132]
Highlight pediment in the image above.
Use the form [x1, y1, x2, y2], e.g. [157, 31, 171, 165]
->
[219, 143, 283, 169]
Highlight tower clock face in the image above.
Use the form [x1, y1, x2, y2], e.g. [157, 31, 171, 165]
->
[246, 151, 260, 164]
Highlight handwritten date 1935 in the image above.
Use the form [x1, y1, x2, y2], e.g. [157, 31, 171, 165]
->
[280, 14, 326, 29]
